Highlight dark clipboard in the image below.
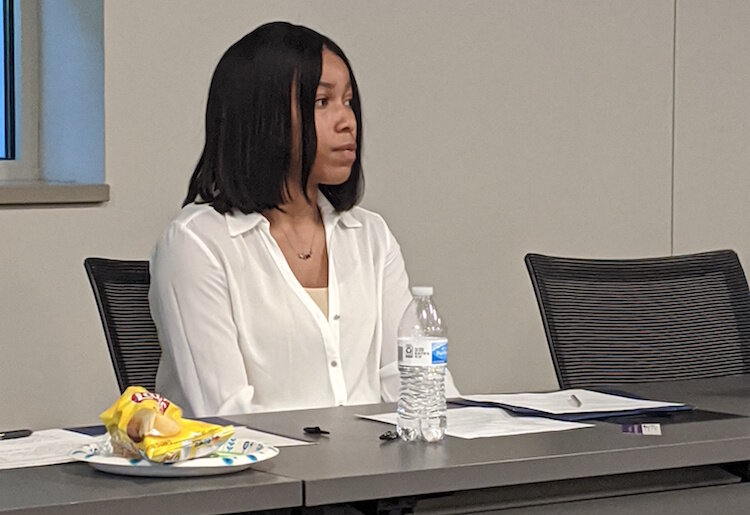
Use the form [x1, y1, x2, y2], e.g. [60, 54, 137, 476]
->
[449, 389, 693, 421]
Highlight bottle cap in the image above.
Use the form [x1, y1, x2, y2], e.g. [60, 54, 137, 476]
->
[411, 286, 433, 296]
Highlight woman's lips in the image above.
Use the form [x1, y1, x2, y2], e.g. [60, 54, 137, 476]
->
[331, 145, 356, 162]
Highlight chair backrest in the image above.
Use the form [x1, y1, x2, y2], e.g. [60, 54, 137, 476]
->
[84, 257, 161, 393]
[525, 250, 750, 389]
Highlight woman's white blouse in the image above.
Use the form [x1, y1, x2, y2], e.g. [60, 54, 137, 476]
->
[150, 196, 422, 417]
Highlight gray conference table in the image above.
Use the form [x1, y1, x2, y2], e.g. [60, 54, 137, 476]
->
[0, 461, 301, 514]
[228, 374, 750, 513]
[2, 375, 750, 514]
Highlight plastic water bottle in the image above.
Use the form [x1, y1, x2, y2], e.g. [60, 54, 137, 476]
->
[396, 286, 448, 442]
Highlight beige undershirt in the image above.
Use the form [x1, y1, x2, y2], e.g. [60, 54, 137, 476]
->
[304, 287, 329, 319]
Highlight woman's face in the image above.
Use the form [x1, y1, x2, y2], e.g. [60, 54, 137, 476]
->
[308, 49, 357, 186]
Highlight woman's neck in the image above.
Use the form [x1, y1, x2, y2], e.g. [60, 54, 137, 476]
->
[263, 184, 320, 226]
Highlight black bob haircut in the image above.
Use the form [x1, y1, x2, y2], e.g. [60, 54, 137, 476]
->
[184, 21, 363, 214]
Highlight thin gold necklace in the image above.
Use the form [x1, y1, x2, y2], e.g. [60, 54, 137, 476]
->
[279, 214, 319, 261]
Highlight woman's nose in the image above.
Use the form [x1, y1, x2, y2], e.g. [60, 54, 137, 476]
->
[335, 105, 356, 133]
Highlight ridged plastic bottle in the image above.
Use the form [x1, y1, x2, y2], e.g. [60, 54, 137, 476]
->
[396, 286, 447, 442]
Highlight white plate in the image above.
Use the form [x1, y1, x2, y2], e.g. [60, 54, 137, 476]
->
[70, 436, 279, 477]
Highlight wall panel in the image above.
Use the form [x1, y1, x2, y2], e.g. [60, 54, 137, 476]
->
[673, 0, 750, 267]
[0, 0, 675, 427]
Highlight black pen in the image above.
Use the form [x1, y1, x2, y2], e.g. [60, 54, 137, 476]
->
[303, 426, 330, 436]
[0, 429, 32, 440]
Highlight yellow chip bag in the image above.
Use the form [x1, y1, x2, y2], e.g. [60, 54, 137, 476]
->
[100, 386, 234, 463]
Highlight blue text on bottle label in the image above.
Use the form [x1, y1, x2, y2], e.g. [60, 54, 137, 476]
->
[398, 337, 448, 366]
[431, 340, 447, 364]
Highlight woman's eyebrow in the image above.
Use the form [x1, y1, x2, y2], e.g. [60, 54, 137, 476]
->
[317, 81, 352, 90]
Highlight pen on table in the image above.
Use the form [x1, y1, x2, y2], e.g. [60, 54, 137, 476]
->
[303, 426, 330, 436]
[568, 394, 583, 408]
[0, 429, 33, 441]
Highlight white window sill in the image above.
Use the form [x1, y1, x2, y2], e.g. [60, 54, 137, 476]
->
[0, 181, 110, 206]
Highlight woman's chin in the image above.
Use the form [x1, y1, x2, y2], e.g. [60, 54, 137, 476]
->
[315, 168, 353, 186]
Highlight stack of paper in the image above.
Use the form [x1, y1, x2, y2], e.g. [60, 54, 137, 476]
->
[457, 389, 689, 421]
[0, 429, 95, 470]
[359, 408, 593, 439]
[232, 426, 313, 447]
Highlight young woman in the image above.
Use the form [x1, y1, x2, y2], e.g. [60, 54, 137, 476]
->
[149, 21, 457, 417]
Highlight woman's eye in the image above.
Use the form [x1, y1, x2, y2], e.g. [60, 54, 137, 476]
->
[315, 98, 328, 107]
[344, 98, 353, 107]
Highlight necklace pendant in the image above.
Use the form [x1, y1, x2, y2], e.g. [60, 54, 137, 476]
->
[298, 251, 312, 260]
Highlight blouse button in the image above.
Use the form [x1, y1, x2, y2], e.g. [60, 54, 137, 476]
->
[330, 360, 338, 367]
[333, 314, 341, 320]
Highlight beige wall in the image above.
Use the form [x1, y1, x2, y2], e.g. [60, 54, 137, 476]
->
[0, 0, 744, 429]
[673, 1, 750, 256]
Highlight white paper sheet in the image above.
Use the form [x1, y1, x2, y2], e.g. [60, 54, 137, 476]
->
[0, 429, 95, 470]
[358, 407, 592, 439]
[460, 389, 686, 415]
[232, 426, 313, 447]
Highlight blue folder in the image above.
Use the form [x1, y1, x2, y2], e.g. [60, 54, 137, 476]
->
[449, 390, 693, 422]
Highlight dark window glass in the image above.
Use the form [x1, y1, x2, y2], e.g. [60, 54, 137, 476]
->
[1, 0, 14, 160]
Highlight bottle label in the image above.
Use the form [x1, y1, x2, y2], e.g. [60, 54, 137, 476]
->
[398, 337, 448, 366]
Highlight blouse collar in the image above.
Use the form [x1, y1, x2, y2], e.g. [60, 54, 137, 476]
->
[225, 193, 362, 237]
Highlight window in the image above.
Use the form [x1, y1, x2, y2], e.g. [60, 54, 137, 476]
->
[0, 0, 39, 183]
[0, 0, 108, 205]
[0, 0, 14, 159]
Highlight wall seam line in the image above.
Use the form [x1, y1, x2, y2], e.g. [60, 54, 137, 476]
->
[670, 0, 677, 256]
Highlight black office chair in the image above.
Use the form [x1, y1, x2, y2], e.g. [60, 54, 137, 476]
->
[525, 250, 750, 389]
[84, 257, 161, 393]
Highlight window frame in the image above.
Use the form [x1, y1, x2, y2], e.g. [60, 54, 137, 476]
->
[0, 0, 39, 181]
[0, 0, 107, 206]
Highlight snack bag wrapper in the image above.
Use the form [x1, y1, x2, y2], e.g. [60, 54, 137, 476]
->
[100, 386, 234, 463]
